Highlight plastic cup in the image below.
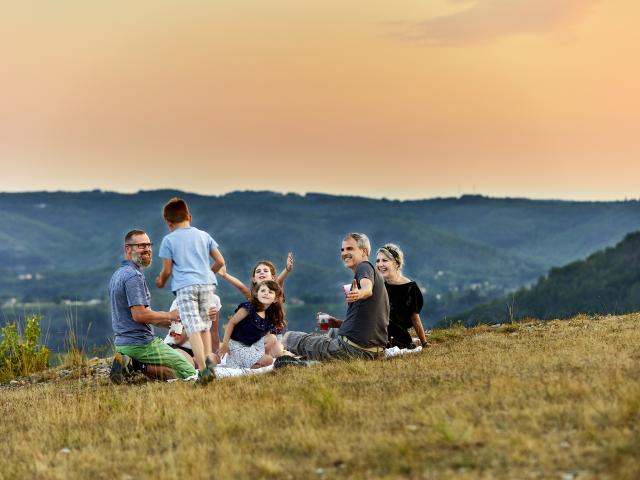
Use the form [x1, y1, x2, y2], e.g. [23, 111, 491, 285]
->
[318, 314, 330, 332]
[342, 284, 352, 296]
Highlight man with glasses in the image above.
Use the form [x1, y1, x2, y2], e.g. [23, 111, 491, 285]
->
[108, 229, 197, 383]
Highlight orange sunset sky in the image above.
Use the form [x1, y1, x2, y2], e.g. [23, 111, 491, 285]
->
[1, 0, 638, 200]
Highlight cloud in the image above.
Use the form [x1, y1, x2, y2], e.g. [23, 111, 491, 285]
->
[386, 0, 599, 46]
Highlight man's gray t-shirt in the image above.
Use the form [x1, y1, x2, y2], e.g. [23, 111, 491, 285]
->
[109, 260, 154, 346]
[338, 261, 390, 348]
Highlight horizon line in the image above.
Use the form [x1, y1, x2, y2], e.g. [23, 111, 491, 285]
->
[1, 188, 640, 204]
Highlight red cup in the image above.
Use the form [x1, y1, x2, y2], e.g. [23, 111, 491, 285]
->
[318, 314, 330, 332]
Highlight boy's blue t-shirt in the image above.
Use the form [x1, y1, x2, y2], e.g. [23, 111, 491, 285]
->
[158, 227, 219, 292]
[109, 260, 155, 346]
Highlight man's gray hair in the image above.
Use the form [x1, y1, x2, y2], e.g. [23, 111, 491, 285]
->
[344, 232, 371, 254]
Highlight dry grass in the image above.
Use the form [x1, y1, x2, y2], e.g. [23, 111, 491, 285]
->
[2, 313, 639, 479]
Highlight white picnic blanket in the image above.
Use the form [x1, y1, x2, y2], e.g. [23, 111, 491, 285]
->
[383, 345, 423, 358]
[213, 355, 274, 378]
[210, 346, 423, 379]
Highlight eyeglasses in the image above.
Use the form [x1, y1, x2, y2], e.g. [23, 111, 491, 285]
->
[126, 243, 153, 249]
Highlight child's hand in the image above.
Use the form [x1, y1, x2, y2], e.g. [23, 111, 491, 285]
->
[286, 252, 294, 272]
[218, 342, 229, 358]
[155, 276, 164, 288]
[208, 308, 219, 323]
[346, 279, 360, 304]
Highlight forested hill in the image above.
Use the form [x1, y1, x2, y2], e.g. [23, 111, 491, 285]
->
[451, 231, 640, 325]
[1, 190, 640, 337]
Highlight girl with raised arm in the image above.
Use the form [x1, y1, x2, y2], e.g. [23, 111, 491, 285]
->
[218, 253, 294, 299]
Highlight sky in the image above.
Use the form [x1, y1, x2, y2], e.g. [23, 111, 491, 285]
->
[1, 0, 639, 201]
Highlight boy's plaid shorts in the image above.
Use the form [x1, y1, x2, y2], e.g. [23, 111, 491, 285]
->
[176, 284, 215, 335]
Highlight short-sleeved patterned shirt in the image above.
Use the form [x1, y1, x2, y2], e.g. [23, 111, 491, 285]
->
[109, 260, 154, 346]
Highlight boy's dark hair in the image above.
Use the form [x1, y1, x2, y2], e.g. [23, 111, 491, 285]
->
[163, 197, 190, 223]
[250, 280, 286, 330]
[124, 229, 146, 243]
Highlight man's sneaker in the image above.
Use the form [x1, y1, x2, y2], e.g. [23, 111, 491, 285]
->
[109, 352, 131, 384]
[129, 357, 145, 373]
[273, 355, 307, 369]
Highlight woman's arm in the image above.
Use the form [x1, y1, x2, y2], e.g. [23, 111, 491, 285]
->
[218, 308, 247, 357]
[276, 252, 294, 287]
[410, 313, 429, 347]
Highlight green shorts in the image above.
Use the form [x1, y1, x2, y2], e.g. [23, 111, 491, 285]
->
[116, 337, 196, 379]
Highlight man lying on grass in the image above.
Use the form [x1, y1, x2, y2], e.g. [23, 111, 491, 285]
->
[283, 232, 390, 360]
[108, 229, 197, 383]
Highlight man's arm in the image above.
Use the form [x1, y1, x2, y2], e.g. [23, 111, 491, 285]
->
[130, 305, 177, 328]
[155, 259, 173, 288]
[346, 278, 373, 303]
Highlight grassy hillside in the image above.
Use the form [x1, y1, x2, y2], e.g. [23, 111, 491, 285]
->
[3, 314, 639, 479]
[453, 231, 640, 325]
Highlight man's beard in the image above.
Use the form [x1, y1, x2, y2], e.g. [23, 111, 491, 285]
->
[132, 252, 152, 268]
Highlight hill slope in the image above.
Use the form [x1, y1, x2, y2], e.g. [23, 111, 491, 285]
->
[3, 314, 639, 479]
[452, 231, 640, 325]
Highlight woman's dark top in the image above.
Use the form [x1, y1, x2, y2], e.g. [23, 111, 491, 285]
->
[385, 281, 424, 348]
[231, 301, 275, 346]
